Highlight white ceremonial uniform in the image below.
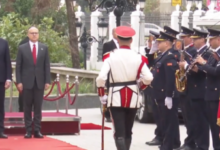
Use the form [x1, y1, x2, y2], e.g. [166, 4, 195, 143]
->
[96, 46, 153, 108]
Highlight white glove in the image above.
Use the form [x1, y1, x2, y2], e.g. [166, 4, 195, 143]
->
[149, 41, 158, 54]
[137, 75, 143, 88]
[99, 95, 108, 104]
[165, 97, 172, 109]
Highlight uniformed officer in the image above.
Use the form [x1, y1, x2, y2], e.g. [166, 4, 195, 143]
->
[145, 30, 160, 67]
[145, 30, 163, 146]
[179, 28, 211, 150]
[164, 26, 181, 61]
[175, 26, 197, 150]
[151, 31, 179, 150]
[163, 26, 181, 149]
[96, 26, 153, 150]
[195, 28, 220, 150]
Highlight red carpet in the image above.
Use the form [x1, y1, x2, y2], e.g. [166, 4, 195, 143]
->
[0, 136, 86, 150]
[81, 123, 111, 130]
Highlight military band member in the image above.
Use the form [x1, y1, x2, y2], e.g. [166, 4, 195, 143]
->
[176, 26, 197, 150]
[179, 28, 211, 150]
[96, 26, 153, 150]
[195, 28, 220, 150]
[151, 31, 179, 150]
[145, 30, 163, 146]
[102, 28, 119, 122]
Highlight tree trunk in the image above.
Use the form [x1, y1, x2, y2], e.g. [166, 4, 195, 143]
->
[65, 0, 80, 68]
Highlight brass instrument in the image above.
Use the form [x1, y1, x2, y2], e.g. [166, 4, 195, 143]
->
[174, 40, 186, 93]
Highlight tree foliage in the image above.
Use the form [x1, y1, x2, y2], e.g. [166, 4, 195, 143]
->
[0, 13, 70, 66]
[144, 0, 160, 13]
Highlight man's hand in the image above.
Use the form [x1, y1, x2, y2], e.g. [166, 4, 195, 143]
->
[5, 81, 11, 89]
[149, 41, 158, 54]
[44, 84, 50, 91]
[196, 55, 206, 65]
[179, 61, 187, 70]
[192, 65, 199, 72]
[17, 83, 23, 92]
[165, 97, 172, 109]
[99, 95, 108, 104]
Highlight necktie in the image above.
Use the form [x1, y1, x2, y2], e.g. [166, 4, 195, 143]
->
[32, 44, 36, 64]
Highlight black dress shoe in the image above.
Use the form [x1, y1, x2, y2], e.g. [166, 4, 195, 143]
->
[105, 118, 112, 122]
[24, 132, 32, 138]
[34, 131, 43, 138]
[145, 138, 161, 146]
[0, 132, 8, 139]
[174, 145, 196, 150]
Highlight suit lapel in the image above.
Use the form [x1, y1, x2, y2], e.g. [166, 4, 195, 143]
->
[26, 43, 34, 64]
[37, 43, 42, 65]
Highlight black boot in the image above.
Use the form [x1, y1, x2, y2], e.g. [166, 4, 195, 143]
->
[115, 137, 126, 150]
[125, 138, 131, 150]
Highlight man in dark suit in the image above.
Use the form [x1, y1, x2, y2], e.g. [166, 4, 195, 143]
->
[102, 28, 118, 57]
[0, 38, 12, 138]
[102, 28, 118, 122]
[17, 37, 29, 112]
[16, 27, 51, 138]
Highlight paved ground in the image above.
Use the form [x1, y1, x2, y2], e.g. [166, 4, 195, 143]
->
[47, 108, 214, 150]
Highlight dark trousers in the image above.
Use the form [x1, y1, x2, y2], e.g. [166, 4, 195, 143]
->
[23, 81, 44, 132]
[179, 95, 196, 148]
[157, 98, 179, 150]
[104, 108, 111, 119]
[206, 101, 220, 150]
[109, 107, 137, 140]
[0, 83, 5, 132]
[191, 99, 209, 150]
[18, 93, 23, 112]
[151, 98, 163, 142]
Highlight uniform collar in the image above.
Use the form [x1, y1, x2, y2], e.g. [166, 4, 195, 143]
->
[120, 45, 130, 49]
[184, 43, 193, 49]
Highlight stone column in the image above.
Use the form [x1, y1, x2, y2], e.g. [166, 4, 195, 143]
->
[108, 12, 116, 40]
[88, 10, 103, 70]
[193, 3, 205, 29]
[130, 5, 145, 54]
[171, 5, 182, 31]
[181, 3, 192, 28]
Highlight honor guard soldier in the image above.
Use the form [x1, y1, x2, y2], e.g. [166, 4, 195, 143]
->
[179, 28, 211, 150]
[176, 26, 197, 150]
[195, 28, 220, 150]
[145, 30, 163, 146]
[96, 26, 153, 150]
[151, 31, 180, 150]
